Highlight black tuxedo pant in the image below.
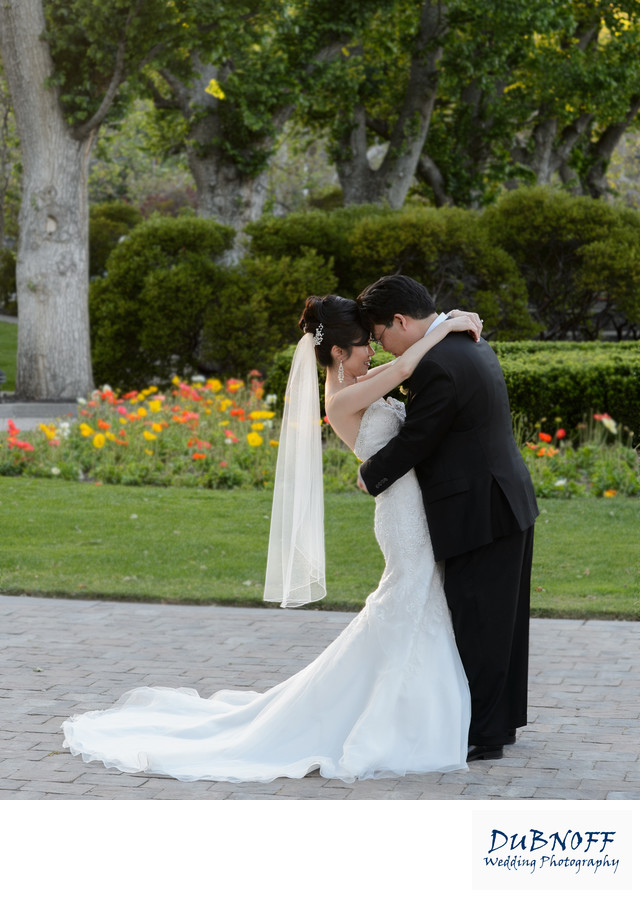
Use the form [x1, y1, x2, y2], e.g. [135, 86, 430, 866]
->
[443, 525, 535, 746]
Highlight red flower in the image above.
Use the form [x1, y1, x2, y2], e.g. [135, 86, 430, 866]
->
[538, 432, 552, 443]
[192, 452, 207, 460]
[7, 419, 19, 437]
[555, 428, 566, 440]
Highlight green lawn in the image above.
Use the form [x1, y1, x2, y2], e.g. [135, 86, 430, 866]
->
[0, 477, 638, 618]
[0, 319, 17, 391]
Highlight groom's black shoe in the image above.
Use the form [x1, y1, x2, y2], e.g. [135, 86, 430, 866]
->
[467, 744, 504, 762]
[505, 729, 517, 745]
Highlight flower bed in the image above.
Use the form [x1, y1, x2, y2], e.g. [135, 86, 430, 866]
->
[1, 375, 637, 497]
[0, 374, 280, 488]
[519, 413, 640, 498]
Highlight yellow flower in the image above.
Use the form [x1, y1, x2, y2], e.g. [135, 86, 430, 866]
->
[137, 407, 148, 418]
[80, 423, 94, 437]
[249, 410, 275, 420]
[145, 449, 154, 456]
[143, 431, 157, 441]
[39, 423, 57, 440]
[269, 440, 279, 447]
[247, 432, 263, 448]
[603, 489, 617, 498]
[207, 378, 223, 393]
[151, 422, 163, 433]
[251, 422, 264, 431]
[218, 399, 233, 412]
[147, 399, 163, 413]
[92, 433, 106, 449]
[205, 78, 226, 100]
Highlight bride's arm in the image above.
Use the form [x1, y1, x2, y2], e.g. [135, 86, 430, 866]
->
[328, 313, 481, 416]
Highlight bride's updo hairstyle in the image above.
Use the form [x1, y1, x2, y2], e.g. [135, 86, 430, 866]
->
[299, 295, 370, 367]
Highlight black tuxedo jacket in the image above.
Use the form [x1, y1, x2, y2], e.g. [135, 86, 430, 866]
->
[360, 332, 538, 561]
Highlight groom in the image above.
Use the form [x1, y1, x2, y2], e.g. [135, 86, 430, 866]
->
[357, 275, 538, 762]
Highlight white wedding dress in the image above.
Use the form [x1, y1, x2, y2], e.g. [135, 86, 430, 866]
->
[62, 398, 470, 782]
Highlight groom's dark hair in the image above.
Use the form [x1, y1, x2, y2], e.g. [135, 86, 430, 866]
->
[357, 275, 436, 325]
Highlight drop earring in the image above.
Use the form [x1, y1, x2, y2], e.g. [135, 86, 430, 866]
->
[338, 360, 344, 383]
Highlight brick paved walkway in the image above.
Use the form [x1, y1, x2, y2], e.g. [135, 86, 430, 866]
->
[1, 595, 638, 800]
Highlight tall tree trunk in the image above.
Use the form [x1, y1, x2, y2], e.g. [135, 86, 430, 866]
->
[336, 0, 448, 208]
[510, 112, 593, 187]
[335, 105, 388, 205]
[583, 96, 640, 199]
[0, 0, 94, 399]
[158, 58, 276, 261]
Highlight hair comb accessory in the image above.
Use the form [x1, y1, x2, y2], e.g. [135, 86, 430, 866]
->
[313, 324, 324, 346]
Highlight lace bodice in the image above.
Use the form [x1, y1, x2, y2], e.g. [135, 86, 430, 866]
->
[354, 397, 406, 461]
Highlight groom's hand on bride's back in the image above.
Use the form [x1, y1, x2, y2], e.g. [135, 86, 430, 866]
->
[357, 466, 370, 494]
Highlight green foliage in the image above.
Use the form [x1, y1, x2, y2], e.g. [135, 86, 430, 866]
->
[494, 340, 640, 438]
[202, 248, 337, 376]
[483, 187, 640, 339]
[0, 64, 21, 245]
[89, 200, 143, 277]
[249, 204, 537, 339]
[245, 204, 387, 294]
[42, 0, 178, 128]
[89, 213, 336, 387]
[90, 216, 234, 389]
[348, 205, 537, 339]
[263, 344, 296, 413]
[89, 98, 194, 206]
[414, 2, 640, 205]
[0, 248, 16, 312]
[0, 320, 17, 390]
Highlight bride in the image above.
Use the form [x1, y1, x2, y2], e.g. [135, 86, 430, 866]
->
[62, 295, 481, 783]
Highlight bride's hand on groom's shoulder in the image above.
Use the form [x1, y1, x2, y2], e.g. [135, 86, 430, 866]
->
[447, 310, 483, 342]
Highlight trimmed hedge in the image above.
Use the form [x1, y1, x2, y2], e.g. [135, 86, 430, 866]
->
[89, 201, 144, 278]
[245, 204, 387, 295]
[247, 204, 537, 340]
[493, 341, 640, 438]
[90, 215, 336, 389]
[481, 187, 640, 340]
[200, 248, 337, 376]
[347, 206, 537, 340]
[248, 190, 640, 342]
[266, 340, 640, 440]
[0, 248, 16, 314]
[90, 216, 235, 389]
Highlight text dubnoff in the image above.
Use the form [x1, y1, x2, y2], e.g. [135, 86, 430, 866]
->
[483, 828, 620, 877]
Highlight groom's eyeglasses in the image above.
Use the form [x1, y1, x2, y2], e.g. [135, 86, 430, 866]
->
[370, 322, 391, 353]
